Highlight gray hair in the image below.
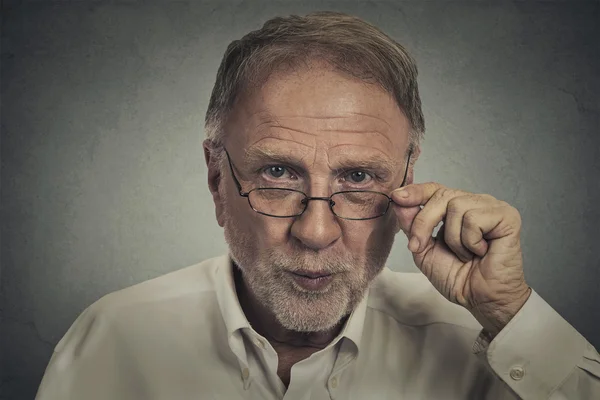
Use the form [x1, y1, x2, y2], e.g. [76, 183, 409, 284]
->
[204, 11, 425, 155]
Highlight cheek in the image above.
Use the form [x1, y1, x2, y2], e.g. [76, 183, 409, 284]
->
[341, 216, 397, 250]
[258, 219, 293, 248]
[225, 196, 292, 247]
[339, 221, 377, 249]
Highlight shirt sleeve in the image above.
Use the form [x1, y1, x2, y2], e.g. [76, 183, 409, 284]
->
[472, 289, 600, 399]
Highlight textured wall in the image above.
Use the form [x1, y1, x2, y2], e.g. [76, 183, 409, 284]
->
[2, 1, 599, 399]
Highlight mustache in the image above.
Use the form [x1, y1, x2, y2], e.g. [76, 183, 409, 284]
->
[262, 247, 358, 275]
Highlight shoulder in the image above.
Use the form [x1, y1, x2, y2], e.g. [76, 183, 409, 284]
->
[367, 267, 482, 332]
[54, 254, 228, 353]
[91, 254, 226, 312]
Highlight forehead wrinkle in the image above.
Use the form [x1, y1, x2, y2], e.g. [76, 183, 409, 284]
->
[317, 124, 395, 149]
[249, 120, 322, 139]
[246, 107, 398, 143]
[282, 112, 394, 129]
[244, 110, 288, 139]
[243, 139, 313, 166]
[317, 128, 394, 142]
[246, 136, 315, 152]
[248, 109, 281, 127]
[273, 124, 321, 137]
[347, 111, 393, 129]
[328, 142, 394, 158]
[268, 114, 385, 122]
[249, 108, 392, 128]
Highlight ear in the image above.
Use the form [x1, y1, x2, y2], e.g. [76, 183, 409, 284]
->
[203, 139, 226, 227]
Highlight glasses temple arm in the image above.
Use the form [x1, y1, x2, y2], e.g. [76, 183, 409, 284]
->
[400, 150, 412, 188]
[224, 148, 245, 195]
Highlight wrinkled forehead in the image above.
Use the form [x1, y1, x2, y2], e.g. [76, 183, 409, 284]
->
[224, 64, 411, 161]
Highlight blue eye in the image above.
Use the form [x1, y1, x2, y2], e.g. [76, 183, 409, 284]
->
[345, 170, 372, 184]
[350, 171, 366, 182]
[267, 166, 286, 178]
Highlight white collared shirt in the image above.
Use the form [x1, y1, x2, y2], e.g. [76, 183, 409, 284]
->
[36, 254, 600, 399]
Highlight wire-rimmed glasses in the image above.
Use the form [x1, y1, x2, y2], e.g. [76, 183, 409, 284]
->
[223, 147, 411, 221]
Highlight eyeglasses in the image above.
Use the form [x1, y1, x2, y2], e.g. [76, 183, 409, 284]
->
[223, 147, 411, 220]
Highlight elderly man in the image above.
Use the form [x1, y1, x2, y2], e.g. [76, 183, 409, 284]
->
[36, 11, 599, 400]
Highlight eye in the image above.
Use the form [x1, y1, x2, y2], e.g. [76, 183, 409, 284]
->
[344, 170, 373, 184]
[268, 166, 285, 178]
[264, 166, 291, 179]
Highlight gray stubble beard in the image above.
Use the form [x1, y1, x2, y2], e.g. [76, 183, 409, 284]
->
[221, 193, 397, 333]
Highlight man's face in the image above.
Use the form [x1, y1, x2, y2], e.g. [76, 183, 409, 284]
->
[208, 64, 413, 333]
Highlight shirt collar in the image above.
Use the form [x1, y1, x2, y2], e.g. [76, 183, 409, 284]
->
[214, 254, 369, 352]
[336, 285, 369, 352]
[214, 254, 251, 338]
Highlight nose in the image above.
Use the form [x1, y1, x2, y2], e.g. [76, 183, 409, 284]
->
[290, 196, 342, 250]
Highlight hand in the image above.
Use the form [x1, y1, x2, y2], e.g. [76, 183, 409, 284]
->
[391, 182, 532, 337]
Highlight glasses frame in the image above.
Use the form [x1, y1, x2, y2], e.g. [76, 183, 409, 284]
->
[223, 147, 412, 221]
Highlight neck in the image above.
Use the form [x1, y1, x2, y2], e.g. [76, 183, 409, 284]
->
[233, 264, 346, 349]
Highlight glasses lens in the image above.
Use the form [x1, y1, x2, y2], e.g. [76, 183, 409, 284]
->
[248, 188, 306, 217]
[331, 191, 390, 219]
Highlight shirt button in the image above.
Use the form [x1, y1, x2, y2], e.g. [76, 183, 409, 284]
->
[330, 376, 338, 389]
[256, 339, 266, 349]
[242, 368, 250, 380]
[509, 366, 525, 381]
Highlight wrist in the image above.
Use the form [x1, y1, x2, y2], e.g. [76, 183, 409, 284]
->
[476, 286, 532, 338]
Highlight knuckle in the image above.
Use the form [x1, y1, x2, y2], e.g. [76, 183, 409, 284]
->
[498, 201, 522, 222]
[432, 187, 454, 205]
[429, 187, 446, 201]
[477, 193, 496, 202]
[485, 193, 497, 201]
[426, 181, 443, 190]
[497, 200, 511, 208]
[426, 182, 446, 196]
[463, 209, 479, 224]
[508, 206, 522, 226]
[440, 187, 455, 198]
[467, 193, 488, 206]
[514, 209, 522, 224]
[469, 194, 482, 205]
[447, 196, 464, 212]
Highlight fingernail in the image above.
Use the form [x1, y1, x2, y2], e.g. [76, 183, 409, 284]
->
[393, 188, 409, 199]
[408, 236, 420, 252]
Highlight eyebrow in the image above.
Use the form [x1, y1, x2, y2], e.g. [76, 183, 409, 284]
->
[242, 147, 398, 178]
[333, 157, 397, 178]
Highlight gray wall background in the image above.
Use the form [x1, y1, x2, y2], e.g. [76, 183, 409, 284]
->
[2, 0, 599, 399]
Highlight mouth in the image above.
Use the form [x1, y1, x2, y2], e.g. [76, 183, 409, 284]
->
[292, 270, 332, 279]
[288, 270, 334, 291]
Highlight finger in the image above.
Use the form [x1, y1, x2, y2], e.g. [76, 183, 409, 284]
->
[444, 206, 475, 263]
[391, 203, 421, 236]
[436, 222, 474, 305]
[444, 195, 496, 262]
[461, 209, 492, 257]
[391, 182, 445, 207]
[406, 188, 456, 253]
[461, 205, 521, 257]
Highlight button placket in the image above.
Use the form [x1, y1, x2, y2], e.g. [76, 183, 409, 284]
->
[241, 367, 251, 389]
[327, 340, 357, 397]
[256, 338, 266, 350]
[329, 375, 338, 389]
